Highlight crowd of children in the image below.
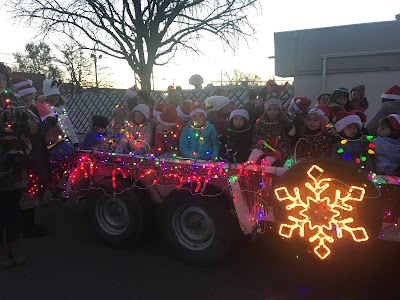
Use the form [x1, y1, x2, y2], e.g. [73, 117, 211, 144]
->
[1, 59, 400, 268]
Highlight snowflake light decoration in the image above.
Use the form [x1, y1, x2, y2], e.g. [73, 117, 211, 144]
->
[274, 165, 369, 260]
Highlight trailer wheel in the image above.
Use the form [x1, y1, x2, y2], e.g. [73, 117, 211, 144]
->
[86, 182, 145, 247]
[160, 189, 236, 265]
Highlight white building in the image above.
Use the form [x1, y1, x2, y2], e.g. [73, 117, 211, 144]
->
[274, 18, 400, 119]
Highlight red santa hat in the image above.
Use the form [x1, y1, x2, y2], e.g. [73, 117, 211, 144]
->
[229, 109, 249, 121]
[157, 104, 180, 126]
[351, 110, 367, 124]
[264, 97, 283, 111]
[35, 102, 54, 120]
[189, 99, 207, 118]
[153, 103, 169, 119]
[290, 96, 311, 113]
[385, 114, 400, 137]
[381, 85, 400, 100]
[11, 77, 37, 97]
[177, 100, 192, 123]
[334, 111, 362, 133]
[126, 85, 139, 99]
[308, 104, 335, 128]
[131, 104, 151, 121]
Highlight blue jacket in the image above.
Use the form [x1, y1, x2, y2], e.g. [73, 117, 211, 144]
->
[179, 122, 219, 160]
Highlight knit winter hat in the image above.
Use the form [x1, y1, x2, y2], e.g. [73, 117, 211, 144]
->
[189, 99, 207, 118]
[385, 114, 400, 137]
[308, 104, 335, 128]
[177, 100, 192, 123]
[205, 96, 230, 111]
[334, 111, 362, 133]
[290, 96, 312, 113]
[264, 97, 283, 111]
[381, 85, 400, 100]
[153, 103, 169, 119]
[157, 104, 180, 126]
[43, 79, 60, 97]
[351, 85, 365, 98]
[229, 109, 249, 121]
[92, 115, 109, 129]
[126, 85, 139, 99]
[132, 104, 151, 121]
[11, 77, 37, 97]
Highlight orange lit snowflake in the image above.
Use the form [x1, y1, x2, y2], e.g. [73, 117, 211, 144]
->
[274, 165, 369, 260]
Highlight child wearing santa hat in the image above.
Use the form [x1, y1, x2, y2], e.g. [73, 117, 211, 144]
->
[294, 104, 336, 161]
[350, 85, 369, 112]
[42, 79, 79, 147]
[248, 97, 295, 165]
[177, 100, 192, 124]
[152, 104, 184, 157]
[117, 104, 154, 155]
[218, 109, 252, 163]
[331, 111, 374, 172]
[373, 114, 400, 176]
[82, 115, 109, 151]
[179, 100, 219, 160]
[366, 85, 400, 135]
[206, 95, 232, 135]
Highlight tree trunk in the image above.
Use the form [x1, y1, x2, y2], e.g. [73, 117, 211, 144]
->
[136, 63, 153, 90]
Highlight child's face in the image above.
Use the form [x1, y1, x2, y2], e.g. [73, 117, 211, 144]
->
[266, 105, 279, 120]
[351, 90, 361, 101]
[191, 112, 205, 127]
[133, 111, 145, 124]
[232, 115, 245, 128]
[342, 123, 359, 138]
[0, 73, 7, 94]
[306, 113, 322, 131]
[46, 94, 61, 105]
[112, 112, 125, 125]
[319, 95, 330, 104]
[21, 93, 36, 107]
[335, 94, 349, 107]
[377, 125, 392, 137]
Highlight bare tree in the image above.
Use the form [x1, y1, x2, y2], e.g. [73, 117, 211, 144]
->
[224, 68, 262, 86]
[55, 42, 94, 91]
[10, 0, 258, 90]
[13, 42, 63, 78]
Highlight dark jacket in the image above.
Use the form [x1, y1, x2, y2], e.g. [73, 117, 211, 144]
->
[218, 124, 252, 163]
[295, 128, 335, 161]
[208, 110, 230, 136]
[331, 132, 374, 173]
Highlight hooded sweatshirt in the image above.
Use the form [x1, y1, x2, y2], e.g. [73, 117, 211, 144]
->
[373, 136, 400, 175]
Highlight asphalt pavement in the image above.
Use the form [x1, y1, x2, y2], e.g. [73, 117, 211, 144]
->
[0, 200, 399, 300]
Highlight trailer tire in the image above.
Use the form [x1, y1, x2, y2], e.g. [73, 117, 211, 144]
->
[160, 189, 236, 265]
[86, 182, 145, 247]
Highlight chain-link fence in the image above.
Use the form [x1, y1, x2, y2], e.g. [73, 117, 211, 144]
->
[66, 86, 293, 134]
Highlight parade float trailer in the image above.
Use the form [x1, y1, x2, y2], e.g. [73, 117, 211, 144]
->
[58, 151, 400, 264]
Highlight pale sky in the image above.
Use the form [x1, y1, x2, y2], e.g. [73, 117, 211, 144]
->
[1, 0, 399, 90]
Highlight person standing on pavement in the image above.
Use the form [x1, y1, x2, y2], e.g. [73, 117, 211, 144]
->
[0, 63, 35, 268]
[11, 77, 51, 237]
